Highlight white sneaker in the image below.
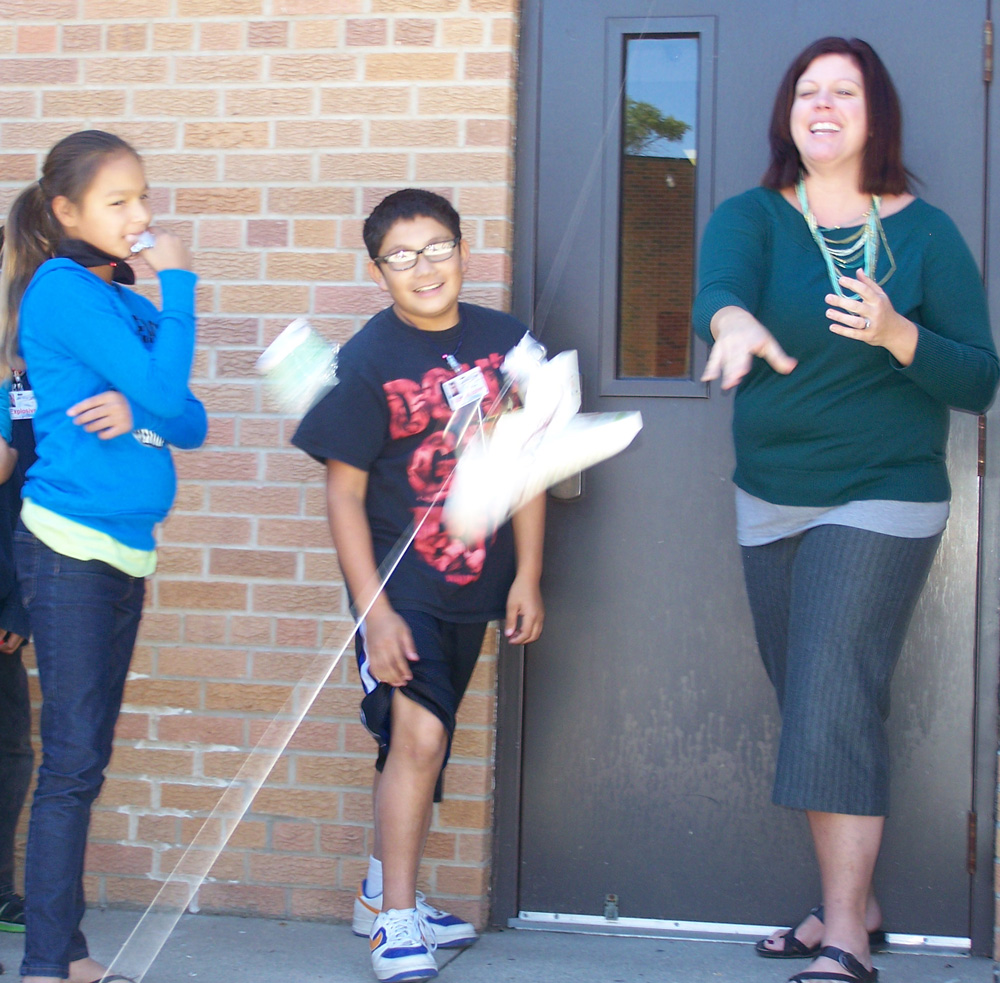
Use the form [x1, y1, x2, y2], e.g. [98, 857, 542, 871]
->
[369, 908, 438, 982]
[355, 881, 479, 949]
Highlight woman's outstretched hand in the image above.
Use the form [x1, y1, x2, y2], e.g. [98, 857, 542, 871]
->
[826, 269, 918, 366]
[701, 306, 797, 389]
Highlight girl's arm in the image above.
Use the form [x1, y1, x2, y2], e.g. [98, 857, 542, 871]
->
[22, 265, 197, 419]
[130, 392, 208, 450]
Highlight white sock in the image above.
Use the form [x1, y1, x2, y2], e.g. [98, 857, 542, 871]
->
[366, 856, 383, 897]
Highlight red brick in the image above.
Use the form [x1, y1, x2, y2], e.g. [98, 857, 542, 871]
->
[109, 747, 196, 778]
[160, 515, 253, 546]
[203, 682, 292, 715]
[346, 19, 387, 46]
[273, 822, 317, 853]
[247, 219, 289, 248]
[183, 614, 228, 645]
[250, 853, 337, 885]
[86, 843, 154, 875]
[157, 715, 245, 747]
[0, 57, 76, 83]
[270, 54, 357, 82]
[17, 25, 57, 53]
[158, 646, 249, 679]
[158, 580, 249, 612]
[249, 20, 288, 47]
[395, 19, 436, 45]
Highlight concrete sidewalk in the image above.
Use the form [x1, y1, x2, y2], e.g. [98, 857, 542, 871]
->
[0, 909, 993, 982]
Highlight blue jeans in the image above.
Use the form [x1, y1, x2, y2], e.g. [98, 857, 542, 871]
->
[0, 643, 33, 898]
[15, 529, 144, 978]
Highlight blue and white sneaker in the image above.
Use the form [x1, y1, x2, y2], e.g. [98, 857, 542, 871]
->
[354, 882, 479, 948]
[369, 908, 437, 982]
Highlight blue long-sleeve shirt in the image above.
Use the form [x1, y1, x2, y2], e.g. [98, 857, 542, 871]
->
[18, 259, 206, 550]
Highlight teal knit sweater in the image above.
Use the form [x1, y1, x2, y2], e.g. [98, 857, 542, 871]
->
[692, 187, 999, 506]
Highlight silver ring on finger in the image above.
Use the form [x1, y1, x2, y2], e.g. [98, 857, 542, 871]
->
[862, 317, 870, 330]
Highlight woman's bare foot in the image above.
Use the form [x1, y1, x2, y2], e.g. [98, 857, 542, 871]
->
[68, 956, 111, 983]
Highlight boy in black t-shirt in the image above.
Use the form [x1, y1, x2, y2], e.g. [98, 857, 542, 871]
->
[292, 189, 544, 983]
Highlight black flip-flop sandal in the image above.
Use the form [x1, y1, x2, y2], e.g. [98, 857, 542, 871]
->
[756, 905, 887, 959]
[85, 975, 134, 982]
[789, 945, 878, 983]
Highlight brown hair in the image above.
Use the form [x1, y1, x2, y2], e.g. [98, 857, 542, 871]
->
[761, 37, 911, 195]
[0, 129, 138, 372]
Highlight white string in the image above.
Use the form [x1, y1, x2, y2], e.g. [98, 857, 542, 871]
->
[101, 404, 480, 982]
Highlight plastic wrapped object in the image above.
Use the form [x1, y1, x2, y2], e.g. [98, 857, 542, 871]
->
[444, 334, 642, 542]
[256, 318, 339, 416]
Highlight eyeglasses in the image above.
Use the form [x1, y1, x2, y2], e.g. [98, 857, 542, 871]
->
[375, 236, 461, 272]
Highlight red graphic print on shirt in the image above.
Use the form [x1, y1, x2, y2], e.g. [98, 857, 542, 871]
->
[384, 378, 430, 439]
[384, 362, 501, 585]
[412, 505, 488, 586]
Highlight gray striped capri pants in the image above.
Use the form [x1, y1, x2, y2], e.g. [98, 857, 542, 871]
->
[741, 523, 941, 816]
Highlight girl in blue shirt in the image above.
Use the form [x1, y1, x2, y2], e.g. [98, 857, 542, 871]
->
[0, 129, 206, 983]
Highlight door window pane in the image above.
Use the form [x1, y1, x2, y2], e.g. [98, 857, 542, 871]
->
[618, 36, 698, 379]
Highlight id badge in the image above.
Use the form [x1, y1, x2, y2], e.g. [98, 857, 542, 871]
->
[443, 365, 489, 410]
[10, 388, 36, 421]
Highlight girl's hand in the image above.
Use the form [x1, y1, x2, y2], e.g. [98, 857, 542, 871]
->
[702, 306, 797, 389]
[826, 269, 918, 366]
[68, 391, 133, 439]
[127, 228, 193, 273]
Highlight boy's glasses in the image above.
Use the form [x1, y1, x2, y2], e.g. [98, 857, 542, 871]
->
[375, 236, 461, 272]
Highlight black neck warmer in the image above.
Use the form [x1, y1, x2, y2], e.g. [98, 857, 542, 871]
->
[55, 239, 135, 285]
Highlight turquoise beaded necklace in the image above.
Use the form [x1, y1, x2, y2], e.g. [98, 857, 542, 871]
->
[795, 175, 896, 300]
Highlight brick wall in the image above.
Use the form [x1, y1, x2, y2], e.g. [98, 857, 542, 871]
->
[619, 155, 694, 378]
[1, 0, 519, 928]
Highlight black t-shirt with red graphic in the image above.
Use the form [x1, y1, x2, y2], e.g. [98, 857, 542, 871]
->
[292, 302, 526, 623]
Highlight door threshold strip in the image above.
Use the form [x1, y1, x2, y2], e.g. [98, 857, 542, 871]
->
[510, 911, 970, 953]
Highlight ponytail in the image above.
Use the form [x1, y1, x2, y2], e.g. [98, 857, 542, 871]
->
[0, 181, 63, 373]
[0, 129, 139, 375]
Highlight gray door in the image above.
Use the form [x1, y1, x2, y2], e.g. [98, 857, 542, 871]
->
[501, 0, 994, 948]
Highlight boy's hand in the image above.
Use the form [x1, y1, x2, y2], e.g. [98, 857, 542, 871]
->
[68, 391, 133, 439]
[505, 573, 544, 645]
[365, 607, 419, 687]
[0, 630, 25, 654]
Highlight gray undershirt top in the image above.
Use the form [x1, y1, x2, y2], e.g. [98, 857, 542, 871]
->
[736, 488, 949, 548]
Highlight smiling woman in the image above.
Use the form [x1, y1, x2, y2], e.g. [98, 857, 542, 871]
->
[692, 36, 999, 983]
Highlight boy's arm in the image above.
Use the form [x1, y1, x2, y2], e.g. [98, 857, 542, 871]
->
[325, 459, 418, 686]
[505, 492, 545, 645]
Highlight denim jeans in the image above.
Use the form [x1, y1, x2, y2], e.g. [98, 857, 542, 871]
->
[15, 529, 144, 978]
[0, 643, 33, 898]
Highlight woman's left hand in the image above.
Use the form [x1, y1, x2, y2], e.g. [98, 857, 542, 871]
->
[826, 269, 918, 366]
[68, 391, 134, 439]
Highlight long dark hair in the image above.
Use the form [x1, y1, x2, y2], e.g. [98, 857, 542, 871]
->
[761, 37, 910, 195]
[0, 129, 139, 371]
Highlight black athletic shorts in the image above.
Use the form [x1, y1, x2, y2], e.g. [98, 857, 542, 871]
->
[356, 609, 488, 801]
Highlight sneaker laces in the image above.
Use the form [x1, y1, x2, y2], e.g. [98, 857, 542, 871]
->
[383, 909, 437, 954]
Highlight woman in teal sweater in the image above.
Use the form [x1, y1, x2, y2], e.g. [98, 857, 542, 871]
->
[693, 38, 998, 983]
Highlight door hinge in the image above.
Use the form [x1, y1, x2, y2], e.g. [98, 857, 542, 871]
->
[968, 811, 977, 875]
[985, 20, 994, 83]
[978, 416, 986, 477]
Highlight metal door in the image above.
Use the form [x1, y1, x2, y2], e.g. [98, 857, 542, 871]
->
[497, 0, 994, 950]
